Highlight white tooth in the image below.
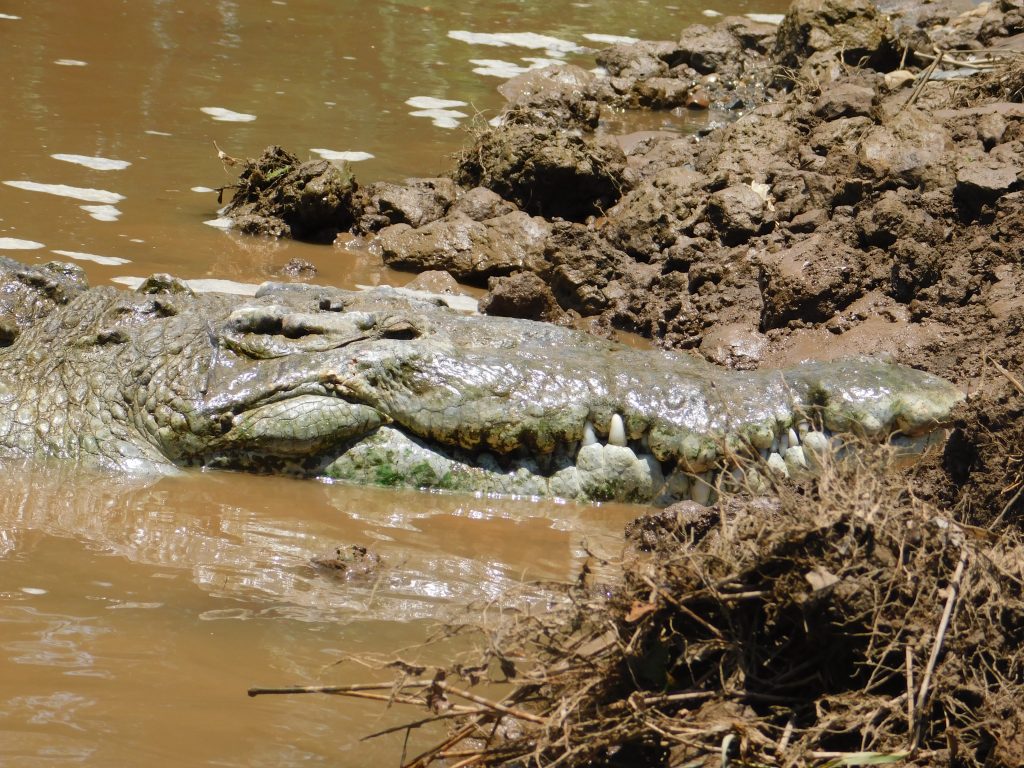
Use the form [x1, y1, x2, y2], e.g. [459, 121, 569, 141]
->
[797, 420, 810, 436]
[726, 466, 744, 491]
[767, 451, 789, 477]
[582, 420, 598, 446]
[779, 432, 790, 452]
[788, 427, 800, 447]
[784, 445, 807, 472]
[801, 430, 829, 454]
[691, 472, 713, 505]
[662, 470, 690, 502]
[745, 468, 769, 494]
[608, 414, 627, 447]
[770, 436, 780, 453]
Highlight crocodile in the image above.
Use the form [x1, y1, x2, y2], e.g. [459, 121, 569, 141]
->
[0, 256, 962, 505]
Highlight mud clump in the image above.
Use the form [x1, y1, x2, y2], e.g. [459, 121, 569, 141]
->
[478, 271, 570, 325]
[454, 125, 629, 221]
[223, 146, 357, 242]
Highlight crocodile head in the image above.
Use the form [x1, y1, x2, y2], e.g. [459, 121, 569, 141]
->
[0, 272, 963, 506]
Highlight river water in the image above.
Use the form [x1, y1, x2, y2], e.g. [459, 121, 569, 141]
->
[0, 1, 786, 764]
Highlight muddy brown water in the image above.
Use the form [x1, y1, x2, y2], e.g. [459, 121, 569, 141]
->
[0, 0, 787, 764]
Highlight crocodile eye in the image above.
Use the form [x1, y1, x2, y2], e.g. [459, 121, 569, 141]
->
[318, 298, 345, 312]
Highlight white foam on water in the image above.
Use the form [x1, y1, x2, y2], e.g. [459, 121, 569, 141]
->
[0, 13, 21, 20]
[0, 237, 45, 250]
[3, 180, 125, 204]
[309, 148, 375, 162]
[203, 216, 234, 230]
[20, 587, 46, 595]
[746, 13, 784, 24]
[80, 204, 122, 222]
[405, 96, 468, 110]
[523, 56, 565, 69]
[582, 33, 639, 45]
[448, 30, 583, 54]
[52, 153, 131, 171]
[111, 275, 259, 295]
[200, 106, 257, 122]
[408, 108, 468, 129]
[191, 185, 215, 193]
[470, 57, 562, 78]
[54, 58, 87, 66]
[145, 130, 173, 137]
[52, 249, 130, 266]
[702, 9, 723, 17]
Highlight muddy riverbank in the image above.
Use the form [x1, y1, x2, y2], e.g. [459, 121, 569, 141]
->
[227, 0, 1024, 527]
[226, 0, 1024, 763]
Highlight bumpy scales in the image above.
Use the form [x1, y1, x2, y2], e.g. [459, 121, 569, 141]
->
[0, 257, 962, 505]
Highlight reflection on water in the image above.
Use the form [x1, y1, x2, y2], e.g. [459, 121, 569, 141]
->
[0, 0, 789, 763]
[0, 459, 638, 764]
[0, 0, 788, 292]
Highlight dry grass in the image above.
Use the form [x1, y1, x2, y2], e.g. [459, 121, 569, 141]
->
[253, 445, 1024, 766]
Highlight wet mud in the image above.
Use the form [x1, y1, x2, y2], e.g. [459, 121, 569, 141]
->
[224, 0, 1024, 762]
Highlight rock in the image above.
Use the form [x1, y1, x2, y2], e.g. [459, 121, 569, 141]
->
[978, 111, 1009, 149]
[355, 177, 456, 233]
[451, 187, 518, 221]
[774, 0, 896, 71]
[377, 212, 550, 285]
[633, 77, 691, 109]
[857, 109, 955, 190]
[479, 271, 569, 324]
[955, 162, 1021, 213]
[277, 258, 317, 277]
[603, 167, 707, 258]
[497, 65, 601, 129]
[542, 222, 632, 314]
[455, 124, 628, 221]
[759, 234, 866, 329]
[858, 190, 943, 248]
[707, 183, 772, 246]
[720, 16, 780, 53]
[698, 323, 766, 369]
[686, 89, 711, 110]
[787, 208, 828, 232]
[813, 81, 875, 120]
[403, 270, 462, 295]
[595, 40, 681, 78]
[677, 24, 742, 74]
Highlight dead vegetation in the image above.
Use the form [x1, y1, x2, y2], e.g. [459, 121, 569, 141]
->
[251, 439, 1024, 767]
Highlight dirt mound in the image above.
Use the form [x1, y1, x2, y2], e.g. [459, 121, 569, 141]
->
[454, 125, 629, 221]
[222, 146, 357, 242]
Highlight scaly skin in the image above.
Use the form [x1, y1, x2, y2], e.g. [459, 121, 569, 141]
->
[0, 258, 963, 505]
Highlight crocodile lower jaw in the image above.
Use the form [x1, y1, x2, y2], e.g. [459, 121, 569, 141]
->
[316, 420, 946, 506]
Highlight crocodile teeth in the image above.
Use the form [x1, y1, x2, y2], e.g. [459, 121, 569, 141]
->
[788, 427, 800, 447]
[691, 472, 714, 505]
[608, 414, 627, 447]
[784, 445, 807, 472]
[766, 451, 789, 477]
[582, 420, 598, 446]
[801, 430, 829, 455]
